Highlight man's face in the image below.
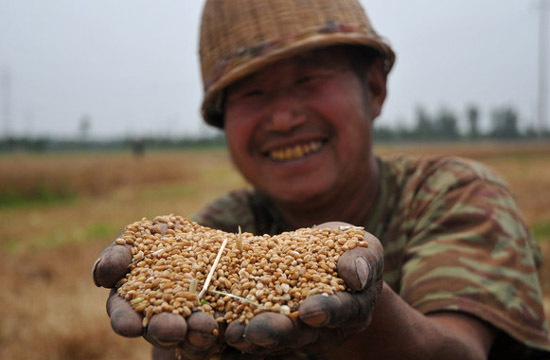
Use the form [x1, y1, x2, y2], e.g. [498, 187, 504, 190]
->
[224, 47, 382, 207]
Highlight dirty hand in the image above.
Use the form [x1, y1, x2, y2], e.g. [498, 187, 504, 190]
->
[223, 222, 384, 357]
[92, 221, 384, 359]
[92, 241, 224, 360]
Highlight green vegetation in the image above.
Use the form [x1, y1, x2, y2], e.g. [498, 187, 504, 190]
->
[0, 184, 77, 209]
[2, 221, 121, 254]
[533, 222, 550, 242]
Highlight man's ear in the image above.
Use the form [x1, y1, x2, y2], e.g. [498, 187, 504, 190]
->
[364, 57, 388, 119]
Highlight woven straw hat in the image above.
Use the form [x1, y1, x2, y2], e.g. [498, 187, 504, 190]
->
[199, 0, 396, 128]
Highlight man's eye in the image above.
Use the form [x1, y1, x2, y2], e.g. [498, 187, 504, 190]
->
[243, 89, 264, 98]
[297, 72, 330, 85]
[296, 76, 313, 85]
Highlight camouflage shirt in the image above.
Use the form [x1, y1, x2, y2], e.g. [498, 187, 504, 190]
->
[192, 155, 550, 359]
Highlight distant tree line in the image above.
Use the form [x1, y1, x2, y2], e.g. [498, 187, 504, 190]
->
[1, 104, 549, 153]
[374, 104, 549, 143]
[0, 133, 227, 153]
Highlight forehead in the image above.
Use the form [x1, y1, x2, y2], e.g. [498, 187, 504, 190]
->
[285, 46, 353, 69]
[232, 46, 354, 85]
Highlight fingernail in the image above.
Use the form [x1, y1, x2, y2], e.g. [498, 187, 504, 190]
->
[254, 338, 278, 348]
[231, 341, 254, 351]
[301, 311, 329, 326]
[188, 331, 215, 347]
[149, 335, 181, 348]
[356, 257, 369, 289]
[92, 257, 101, 287]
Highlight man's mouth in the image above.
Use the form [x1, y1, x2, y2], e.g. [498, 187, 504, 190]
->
[265, 140, 324, 161]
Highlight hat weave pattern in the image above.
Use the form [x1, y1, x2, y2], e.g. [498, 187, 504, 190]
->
[199, 0, 395, 127]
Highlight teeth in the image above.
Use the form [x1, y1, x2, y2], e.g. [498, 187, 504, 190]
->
[268, 140, 323, 161]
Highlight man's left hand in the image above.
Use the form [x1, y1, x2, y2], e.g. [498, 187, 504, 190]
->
[223, 222, 384, 357]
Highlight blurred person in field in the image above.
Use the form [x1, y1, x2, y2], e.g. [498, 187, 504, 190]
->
[92, 0, 550, 359]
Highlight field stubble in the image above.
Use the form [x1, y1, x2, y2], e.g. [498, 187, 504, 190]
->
[0, 143, 549, 359]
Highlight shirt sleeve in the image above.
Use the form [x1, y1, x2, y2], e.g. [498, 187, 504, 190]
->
[398, 158, 550, 357]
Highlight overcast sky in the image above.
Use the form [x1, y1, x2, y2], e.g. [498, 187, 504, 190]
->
[0, 0, 547, 138]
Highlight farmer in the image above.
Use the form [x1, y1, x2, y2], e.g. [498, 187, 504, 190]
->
[93, 0, 550, 358]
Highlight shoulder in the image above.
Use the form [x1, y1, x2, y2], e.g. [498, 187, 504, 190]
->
[379, 155, 515, 219]
[382, 154, 509, 191]
[381, 154, 525, 234]
[377, 154, 533, 262]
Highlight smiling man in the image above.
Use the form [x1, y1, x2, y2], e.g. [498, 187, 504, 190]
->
[93, 0, 550, 359]
[223, 47, 383, 229]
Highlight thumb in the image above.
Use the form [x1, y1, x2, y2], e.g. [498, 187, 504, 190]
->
[92, 242, 132, 288]
[337, 232, 383, 291]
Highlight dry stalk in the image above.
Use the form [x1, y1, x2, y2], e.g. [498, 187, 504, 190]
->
[189, 278, 198, 294]
[237, 226, 243, 252]
[197, 237, 228, 300]
[209, 289, 266, 309]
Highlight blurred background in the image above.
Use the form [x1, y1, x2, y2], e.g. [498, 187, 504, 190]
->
[1, 1, 549, 359]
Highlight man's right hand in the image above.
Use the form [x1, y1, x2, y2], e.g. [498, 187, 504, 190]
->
[92, 240, 223, 360]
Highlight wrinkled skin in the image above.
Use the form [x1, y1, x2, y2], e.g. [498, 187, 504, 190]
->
[92, 222, 384, 359]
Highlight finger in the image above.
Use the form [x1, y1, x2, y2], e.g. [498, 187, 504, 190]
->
[298, 293, 357, 328]
[245, 312, 294, 348]
[107, 289, 143, 337]
[92, 242, 132, 288]
[225, 321, 250, 350]
[299, 284, 382, 332]
[245, 312, 316, 350]
[145, 312, 187, 348]
[185, 311, 219, 348]
[337, 232, 383, 291]
[170, 312, 221, 360]
[226, 321, 259, 353]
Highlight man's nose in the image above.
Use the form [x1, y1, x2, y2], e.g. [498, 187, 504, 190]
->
[264, 92, 306, 132]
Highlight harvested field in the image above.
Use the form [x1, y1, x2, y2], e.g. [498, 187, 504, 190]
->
[1, 143, 549, 359]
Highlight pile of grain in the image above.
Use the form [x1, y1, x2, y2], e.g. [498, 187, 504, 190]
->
[116, 214, 366, 326]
